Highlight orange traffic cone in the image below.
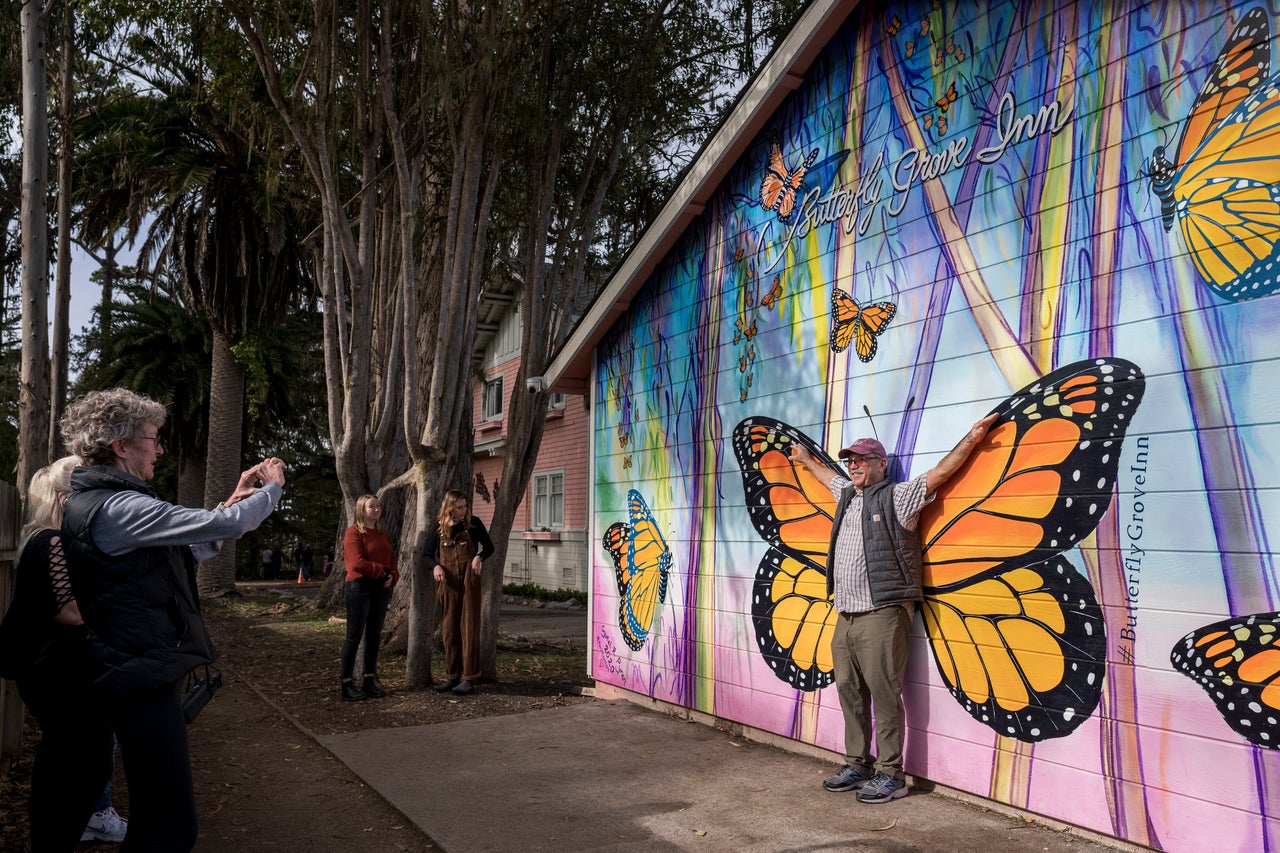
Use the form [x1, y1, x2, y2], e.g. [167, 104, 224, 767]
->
[297, 568, 304, 583]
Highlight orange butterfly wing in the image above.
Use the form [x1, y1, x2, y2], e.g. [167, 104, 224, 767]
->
[919, 358, 1145, 739]
[1171, 611, 1280, 749]
[733, 417, 842, 690]
[829, 288, 861, 352]
[1175, 8, 1269, 167]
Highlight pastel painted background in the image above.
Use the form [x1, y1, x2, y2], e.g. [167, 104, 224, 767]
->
[590, 2, 1280, 850]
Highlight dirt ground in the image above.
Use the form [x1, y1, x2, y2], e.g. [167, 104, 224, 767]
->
[0, 584, 593, 851]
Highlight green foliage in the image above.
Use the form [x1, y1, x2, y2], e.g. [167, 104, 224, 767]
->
[503, 582, 585, 604]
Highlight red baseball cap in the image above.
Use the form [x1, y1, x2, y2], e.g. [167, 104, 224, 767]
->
[838, 437, 887, 460]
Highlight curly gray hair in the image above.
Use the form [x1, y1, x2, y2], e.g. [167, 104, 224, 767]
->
[60, 388, 167, 466]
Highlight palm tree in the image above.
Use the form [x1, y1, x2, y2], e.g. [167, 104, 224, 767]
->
[74, 276, 211, 508]
[75, 34, 312, 595]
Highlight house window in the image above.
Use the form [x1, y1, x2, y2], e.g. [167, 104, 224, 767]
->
[482, 377, 504, 421]
[532, 471, 564, 530]
[547, 392, 566, 411]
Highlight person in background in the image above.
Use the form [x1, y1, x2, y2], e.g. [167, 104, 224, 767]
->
[426, 490, 493, 696]
[60, 387, 286, 851]
[339, 494, 399, 701]
[2, 456, 119, 850]
[296, 542, 314, 581]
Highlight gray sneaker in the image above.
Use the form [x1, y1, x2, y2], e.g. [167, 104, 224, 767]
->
[82, 806, 128, 842]
[857, 772, 908, 803]
[822, 765, 869, 792]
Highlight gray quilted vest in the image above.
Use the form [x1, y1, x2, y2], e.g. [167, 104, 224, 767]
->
[825, 479, 925, 608]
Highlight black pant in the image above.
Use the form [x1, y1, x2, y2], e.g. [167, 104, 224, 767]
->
[18, 678, 114, 852]
[339, 578, 391, 680]
[108, 681, 197, 852]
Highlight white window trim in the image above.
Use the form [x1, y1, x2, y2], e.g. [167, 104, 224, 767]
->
[482, 377, 504, 422]
[531, 469, 565, 531]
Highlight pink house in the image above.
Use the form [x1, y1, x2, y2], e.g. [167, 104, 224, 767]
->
[470, 301, 589, 592]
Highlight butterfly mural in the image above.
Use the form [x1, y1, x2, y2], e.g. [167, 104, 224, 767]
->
[761, 277, 784, 310]
[603, 490, 672, 652]
[936, 80, 958, 112]
[830, 287, 896, 362]
[1171, 610, 1280, 749]
[1147, 6, 1280, 302]
[732, 358, 1146, 741]
[760, 138, 820, 223]
[734, 138, 850, 225]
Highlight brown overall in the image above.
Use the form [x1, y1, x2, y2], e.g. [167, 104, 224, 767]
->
[436, 525, 481, 681]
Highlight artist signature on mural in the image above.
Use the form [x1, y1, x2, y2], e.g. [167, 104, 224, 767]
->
[755, 91, 1072, 273]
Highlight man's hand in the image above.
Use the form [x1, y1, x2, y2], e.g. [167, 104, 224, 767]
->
[925, 413, 1000, 494]
[790, 443, 837, 490]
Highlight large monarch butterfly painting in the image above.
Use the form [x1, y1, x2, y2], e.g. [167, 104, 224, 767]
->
[733, 358, 1146, 741]
[1147, 6, 1280, 301]
[603, 490, 672, 652]
[1171, 611, 1280, 749]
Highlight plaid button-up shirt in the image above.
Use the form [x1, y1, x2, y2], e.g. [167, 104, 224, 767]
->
[828, 473, 932, 613]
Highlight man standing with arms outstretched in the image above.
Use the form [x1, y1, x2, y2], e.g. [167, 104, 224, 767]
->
[789, 413, 997, 803]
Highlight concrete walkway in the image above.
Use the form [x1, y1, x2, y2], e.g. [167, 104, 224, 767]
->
[243, 592, 1128, 852]
[321, 699, 1129, 853]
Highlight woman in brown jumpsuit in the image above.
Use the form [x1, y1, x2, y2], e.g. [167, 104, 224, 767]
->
[427, 490, 493, 695]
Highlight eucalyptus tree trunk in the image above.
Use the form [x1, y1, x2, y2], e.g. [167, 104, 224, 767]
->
[49, 1, 74, 459]
[18, 0, 51, 497]
[197, 330, 246, 595]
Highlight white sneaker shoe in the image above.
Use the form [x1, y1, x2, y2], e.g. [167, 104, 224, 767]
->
[81, 806, 128, 843]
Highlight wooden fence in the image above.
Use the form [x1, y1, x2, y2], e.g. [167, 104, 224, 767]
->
[0, 480, 22, 773]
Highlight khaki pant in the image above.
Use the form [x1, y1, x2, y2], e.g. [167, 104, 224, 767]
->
[436, 534, 481, 681]
[832, 604, 913, 783]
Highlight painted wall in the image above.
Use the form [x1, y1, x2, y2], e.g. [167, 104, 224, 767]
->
[590, 2, 1280, 850]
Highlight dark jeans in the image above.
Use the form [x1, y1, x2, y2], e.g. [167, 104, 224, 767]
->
[340, 578, 391, 680]
[108, 681, 197, 852]
[18, 677, 114, 852]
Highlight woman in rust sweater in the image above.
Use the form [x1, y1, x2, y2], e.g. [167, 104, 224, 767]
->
[339, 494, 399, 701]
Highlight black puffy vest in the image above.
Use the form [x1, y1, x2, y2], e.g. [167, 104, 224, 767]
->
[824, 478, 925, 608]
[62, 466, 217, 700]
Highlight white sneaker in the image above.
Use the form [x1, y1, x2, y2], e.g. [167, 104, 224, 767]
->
[81, 806, 128, 843]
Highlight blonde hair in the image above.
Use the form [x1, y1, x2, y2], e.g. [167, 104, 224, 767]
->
[437, 489, 471, 537]
[21, 456, 81, 546]
[60, 388, 166, 466]
[354, 494, 380, 533]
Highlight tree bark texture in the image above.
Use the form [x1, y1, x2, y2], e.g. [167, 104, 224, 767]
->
[197, 329, 246, 595]
[49, 1, 74, 460]
[19, 0, 51, 498]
